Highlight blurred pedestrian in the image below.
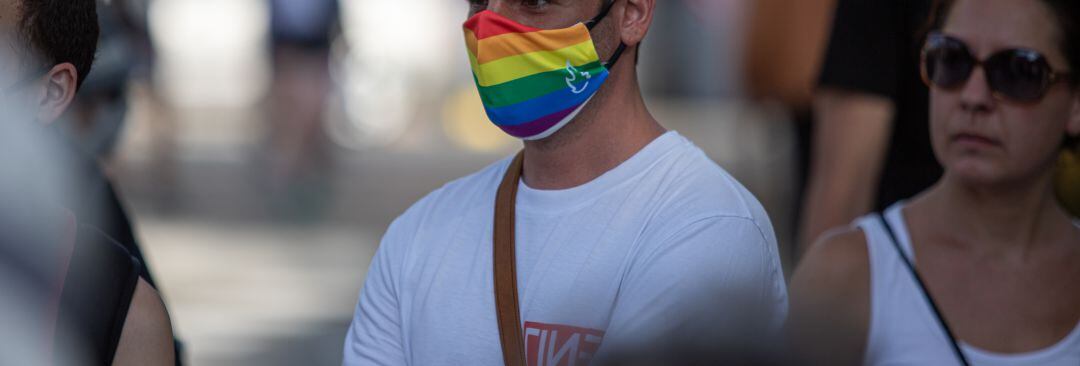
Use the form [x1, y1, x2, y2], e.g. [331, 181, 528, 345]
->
[797, 0, 940, 257]
[742, 0, 836, 263]
[264, 0, 339, 217]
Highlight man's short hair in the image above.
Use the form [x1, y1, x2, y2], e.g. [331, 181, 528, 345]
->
[17, 0, 99, 89]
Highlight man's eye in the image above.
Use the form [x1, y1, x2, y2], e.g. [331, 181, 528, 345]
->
[521, 0, 549, 10]
[468, 0, 488, 12]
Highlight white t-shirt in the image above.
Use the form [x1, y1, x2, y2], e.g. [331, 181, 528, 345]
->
[343, 131, 788, 365]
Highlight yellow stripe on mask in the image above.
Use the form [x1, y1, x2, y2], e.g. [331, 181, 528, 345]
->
[472, 40, 601, 87]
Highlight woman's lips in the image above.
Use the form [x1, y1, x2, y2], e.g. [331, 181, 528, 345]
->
[951, 132, 1002, 148]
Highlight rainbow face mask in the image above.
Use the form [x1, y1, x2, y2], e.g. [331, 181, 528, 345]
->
[464, 1, 626, 140]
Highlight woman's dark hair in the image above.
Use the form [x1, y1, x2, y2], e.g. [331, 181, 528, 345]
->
[928, 0, 1080, 151]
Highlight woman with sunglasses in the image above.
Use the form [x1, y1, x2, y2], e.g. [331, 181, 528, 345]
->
[788, 0, 1080, 365]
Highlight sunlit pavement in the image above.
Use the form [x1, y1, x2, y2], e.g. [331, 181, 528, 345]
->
[119, 151, 504, 365]
[136, 219, 374, 365]
[113, 98, 795, 365]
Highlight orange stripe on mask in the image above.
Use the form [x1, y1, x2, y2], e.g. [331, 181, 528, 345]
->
[466, 24, 593, 65]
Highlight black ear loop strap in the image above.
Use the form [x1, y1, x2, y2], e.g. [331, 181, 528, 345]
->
[878, 214, 972, 366]
[584, 0, 628, 69]
[584, 0, 618, 30]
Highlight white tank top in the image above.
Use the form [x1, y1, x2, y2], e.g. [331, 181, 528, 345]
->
[856, 203, 1080, 366]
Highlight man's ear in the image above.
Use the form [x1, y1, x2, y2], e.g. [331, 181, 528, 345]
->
[619, 0, 655, 48]
[34, 63, 78, 124]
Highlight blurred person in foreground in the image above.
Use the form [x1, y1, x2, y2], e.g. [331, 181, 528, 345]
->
[790, 0, 1080, 365]
[797, 0, 939, 257]
[343, 0, 787, 364]
[741, 0, 836, 264]
[6, 0, 161, 292]
[0, 0, 174, 364]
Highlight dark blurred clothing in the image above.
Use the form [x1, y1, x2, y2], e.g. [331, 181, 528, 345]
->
[0, 126, 141, 365]
[55, 225, 141, 366]
[816, 0, 941, 211]
[269, 0, 339, 49]
[63, 140, 157, 288]
[0, 209, 140, 366]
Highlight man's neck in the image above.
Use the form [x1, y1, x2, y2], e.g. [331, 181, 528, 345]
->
[520, 71, 665, 190]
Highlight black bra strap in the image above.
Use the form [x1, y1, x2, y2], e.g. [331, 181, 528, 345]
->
[877, 214, 971, 366]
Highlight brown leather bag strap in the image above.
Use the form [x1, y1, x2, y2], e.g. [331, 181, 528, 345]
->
[494, 152, 527, 366]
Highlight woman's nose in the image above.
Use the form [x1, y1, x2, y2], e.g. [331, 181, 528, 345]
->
[959, 66, 996, 114]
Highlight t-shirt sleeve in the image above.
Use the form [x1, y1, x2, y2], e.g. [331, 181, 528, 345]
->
[343, 217, 410, 366]
[596, 216, 789, 358]
[817, 0, 901, 99]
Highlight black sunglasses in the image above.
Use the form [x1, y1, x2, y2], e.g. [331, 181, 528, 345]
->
[921, 32, 1073, 103]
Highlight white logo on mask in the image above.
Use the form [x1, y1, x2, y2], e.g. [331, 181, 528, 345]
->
[565, 60, 591, 94]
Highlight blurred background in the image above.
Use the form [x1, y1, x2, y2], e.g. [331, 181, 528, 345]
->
[79, 0, 836, 364]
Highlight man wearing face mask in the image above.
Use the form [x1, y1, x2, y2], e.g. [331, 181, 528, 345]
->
[343, 1, 788, 365]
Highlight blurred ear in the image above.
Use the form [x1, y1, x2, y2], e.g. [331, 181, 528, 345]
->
[34, 63, 78, 124]
[619, 0, 654, 47]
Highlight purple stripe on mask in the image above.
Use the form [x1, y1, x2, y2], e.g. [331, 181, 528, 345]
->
[497, 104, 581, 138]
